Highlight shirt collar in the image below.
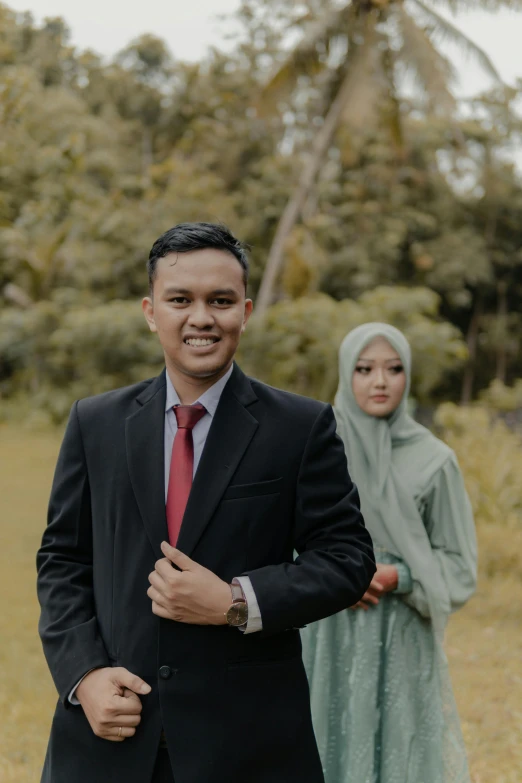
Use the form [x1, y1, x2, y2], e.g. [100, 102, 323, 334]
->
[165, 364, 234, 418]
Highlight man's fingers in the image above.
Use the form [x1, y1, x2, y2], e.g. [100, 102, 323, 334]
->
[121, 687, 141, 700]
[147, 585, 168, 607]
[113, 693, 143, 715]
[362, 591, 379, 606]
[154, 558, 180, 580]
[151, 600, 170, 618]
[107, 725, 136, 741]
[112, 667, 151, 696]
[107, 711, 142, 727]
[148, 569, 167, 590]
[160, 541, 194, 570]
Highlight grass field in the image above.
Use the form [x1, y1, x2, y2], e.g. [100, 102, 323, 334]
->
[0, 424, 520, 782]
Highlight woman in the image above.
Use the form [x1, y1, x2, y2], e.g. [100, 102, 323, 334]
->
[302, 323, 477, 783]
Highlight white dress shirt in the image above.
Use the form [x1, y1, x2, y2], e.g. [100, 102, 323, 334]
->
[69, 365, 262, 704]
[163, 365, 261, 633]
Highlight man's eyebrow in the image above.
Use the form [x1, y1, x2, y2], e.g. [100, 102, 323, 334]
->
[210, 289, 239, 297]
[163, 287, 192, 295]
[162, 287, 240, 297]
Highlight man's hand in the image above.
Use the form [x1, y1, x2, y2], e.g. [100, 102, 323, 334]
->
[350, 563, 399, 611]
[76, 667, 151, 741]
[147, 541, 231, 625]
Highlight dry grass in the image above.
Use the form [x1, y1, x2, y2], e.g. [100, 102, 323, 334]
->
[0, 424, 520, 782]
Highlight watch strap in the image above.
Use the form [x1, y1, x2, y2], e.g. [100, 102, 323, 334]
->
[230, 582, 245, 603]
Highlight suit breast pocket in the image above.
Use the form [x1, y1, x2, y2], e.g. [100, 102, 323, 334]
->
[222, 477, 283, 501]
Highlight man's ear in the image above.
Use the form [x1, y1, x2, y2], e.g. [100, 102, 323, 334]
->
[241, 299, 254, 333]
[142, 297, 157, 333]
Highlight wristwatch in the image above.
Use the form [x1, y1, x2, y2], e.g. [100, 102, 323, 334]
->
[225, 583, 248, 627]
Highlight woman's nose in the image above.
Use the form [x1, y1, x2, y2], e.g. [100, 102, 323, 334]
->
[374, 369, 386, 387]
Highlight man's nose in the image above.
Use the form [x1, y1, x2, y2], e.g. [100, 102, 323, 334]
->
[187, 302, 215, 328]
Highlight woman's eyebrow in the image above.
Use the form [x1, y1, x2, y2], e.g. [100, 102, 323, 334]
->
[356, 357, 402, 363]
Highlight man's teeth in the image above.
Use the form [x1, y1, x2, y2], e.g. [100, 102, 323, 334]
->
[185, 338, 217, 346]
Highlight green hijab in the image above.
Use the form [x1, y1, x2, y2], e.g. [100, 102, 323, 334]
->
[334, 322, 452, 634]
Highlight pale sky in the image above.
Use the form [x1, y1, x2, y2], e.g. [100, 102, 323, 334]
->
[5, 0, 522, 97]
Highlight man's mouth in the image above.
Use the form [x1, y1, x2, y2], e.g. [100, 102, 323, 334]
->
[183, 337, 220, 347]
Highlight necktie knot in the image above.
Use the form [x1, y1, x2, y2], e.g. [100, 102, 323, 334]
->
[174, 403, 206, 430]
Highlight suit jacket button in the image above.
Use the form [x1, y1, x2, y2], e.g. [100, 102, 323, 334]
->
[159, 665, 172, 680]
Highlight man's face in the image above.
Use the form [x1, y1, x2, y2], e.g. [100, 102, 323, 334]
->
[142, 248, 253, 381]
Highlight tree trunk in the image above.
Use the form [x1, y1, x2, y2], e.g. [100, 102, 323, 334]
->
[495, 279, 508, 383]
[461, 292, 482, 405]
[142, 128, 153, 183]
[255, 20, 378, 317]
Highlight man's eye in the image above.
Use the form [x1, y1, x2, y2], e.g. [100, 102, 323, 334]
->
[169, 297, 189, 304]
[212, 298, 233, 306]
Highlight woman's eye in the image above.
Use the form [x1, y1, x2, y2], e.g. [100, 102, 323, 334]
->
[389, 365, 404, 374]
[355, 366, 370, 374]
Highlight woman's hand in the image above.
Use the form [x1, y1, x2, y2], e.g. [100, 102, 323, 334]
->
[350, 563, 399, 610]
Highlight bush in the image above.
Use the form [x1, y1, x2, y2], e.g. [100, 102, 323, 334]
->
[435, 403, 522, 530]
[239, 286, 467, 403]
[0, 299, 163, 423]
[478, 378, 522, 413]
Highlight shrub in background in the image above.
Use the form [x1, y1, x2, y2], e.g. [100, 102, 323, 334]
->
[238, 286, 467, 404]
[435, 403, 522, 581]
[0, 299, 163, 424]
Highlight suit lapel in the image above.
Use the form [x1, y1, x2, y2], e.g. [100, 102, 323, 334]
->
[126, 370, 168, 560]
[177, 364, 259, 557]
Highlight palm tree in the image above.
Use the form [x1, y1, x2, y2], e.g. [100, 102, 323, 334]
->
[255, 0, 522, 316]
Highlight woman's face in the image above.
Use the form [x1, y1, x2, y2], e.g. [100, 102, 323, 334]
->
[352, 336, 407, 418]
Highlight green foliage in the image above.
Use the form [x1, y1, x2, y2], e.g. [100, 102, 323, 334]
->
[0, 300, 163, 422]
[435, 403, 522, 532]
[0, 1, 521, 412]
[239, 286, 467, 402]
[478, 379, 522, 412]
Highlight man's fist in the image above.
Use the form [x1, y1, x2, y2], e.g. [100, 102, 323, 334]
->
[76, 667, 151, 742]
[147, 541, 231, 625]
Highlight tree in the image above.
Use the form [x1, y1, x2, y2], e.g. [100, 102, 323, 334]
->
[238, 286, 467, 402]
[252, 0, 521, 315]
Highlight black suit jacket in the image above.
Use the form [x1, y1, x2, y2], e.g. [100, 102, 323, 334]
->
[37, 364, 375, 783]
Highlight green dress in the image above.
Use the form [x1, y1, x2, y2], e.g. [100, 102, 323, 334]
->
[302, 323, 477, 783]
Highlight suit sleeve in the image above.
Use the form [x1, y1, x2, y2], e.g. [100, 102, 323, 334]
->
[37, 402, 110, 704]
[244, 404, 376, 635]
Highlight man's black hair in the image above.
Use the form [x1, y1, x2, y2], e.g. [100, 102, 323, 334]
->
[147, 222, 249, 293]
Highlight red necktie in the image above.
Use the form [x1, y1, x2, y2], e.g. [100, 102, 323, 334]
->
[166, 403, 206, 546]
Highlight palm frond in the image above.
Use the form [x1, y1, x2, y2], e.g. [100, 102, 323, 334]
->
[397, 7, 457, 112]
[339, 43, 386, 131]
[258, 2, 356, 112]
[410, 0, 503, 82]
[421, 0, 522, 11]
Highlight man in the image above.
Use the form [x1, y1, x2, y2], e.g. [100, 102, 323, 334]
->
[37, 222, 375, 783]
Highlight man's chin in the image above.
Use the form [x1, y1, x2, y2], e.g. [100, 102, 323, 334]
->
[179, 359, 233, 380]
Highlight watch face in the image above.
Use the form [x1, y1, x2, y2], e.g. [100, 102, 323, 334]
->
[226, 602, 248, 627]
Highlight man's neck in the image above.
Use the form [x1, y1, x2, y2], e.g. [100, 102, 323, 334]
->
[165, 361, 233, 405]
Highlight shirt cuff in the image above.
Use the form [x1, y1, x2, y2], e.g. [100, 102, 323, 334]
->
[234, 576, 263, 634]
[393, 561, 413, 594]
[68, 670, 95, 705]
